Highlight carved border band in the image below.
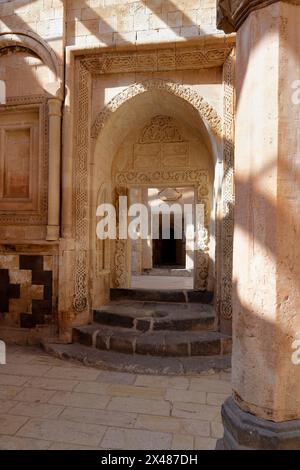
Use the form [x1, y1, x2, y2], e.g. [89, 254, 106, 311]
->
[72, 62, 90, 312]
[74, 44, 235, 313]
[220, 49, 235, 320]
[81, 44, 233, 75]
[114, 170, 210, 290]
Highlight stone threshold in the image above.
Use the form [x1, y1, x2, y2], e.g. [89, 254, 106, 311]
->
[43, 342, 231, 376]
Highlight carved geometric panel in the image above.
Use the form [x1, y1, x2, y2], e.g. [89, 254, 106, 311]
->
[82, 44, 233, 75]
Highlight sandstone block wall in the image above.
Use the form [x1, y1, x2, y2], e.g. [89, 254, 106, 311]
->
[65, 0, 219, 47]
[0, 0, 228, 340]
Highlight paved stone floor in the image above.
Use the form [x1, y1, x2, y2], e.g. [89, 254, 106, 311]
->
[131, 275, 194, 290]
[0, 345, 231, 450]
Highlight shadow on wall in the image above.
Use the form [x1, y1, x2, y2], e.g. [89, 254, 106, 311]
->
[65, 0, 217, 46]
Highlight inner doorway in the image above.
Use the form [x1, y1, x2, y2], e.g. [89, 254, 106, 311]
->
[153, 214, 185, 268]
[130, 186, 194, 290]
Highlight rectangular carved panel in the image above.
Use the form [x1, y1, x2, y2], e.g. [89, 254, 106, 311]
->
[0, 107, 40, 214]
[162, 142, 189, 167]
[3, 128, 31, 198]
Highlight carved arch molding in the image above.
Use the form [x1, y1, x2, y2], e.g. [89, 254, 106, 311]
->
[72, 47, 235, 322]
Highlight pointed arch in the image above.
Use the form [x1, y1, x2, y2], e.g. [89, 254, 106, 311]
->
[91, 79, 222, 141]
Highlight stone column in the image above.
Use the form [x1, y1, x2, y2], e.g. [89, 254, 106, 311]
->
[217, 0, 300, 449]
[46, 98, 62, 241]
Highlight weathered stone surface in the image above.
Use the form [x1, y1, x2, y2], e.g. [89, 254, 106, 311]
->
[0, 435, 51, 450]
[107, 396, 171, 416]
[218, 398, 300, 450]
[171, 433, 194, 450]
[101, 427, 172, 450]
[9, 402, 64, 419]
[60, 407, 137, 428]
[195, 436, 217, 450]
[172, 402, 221, 421]
[0, 345, 229, 450]
[217, 0, 300, 32]
[0, 414, 28, 435]
[17, 418, 106, 446]
[231, 1, 300, 423]
[44, 342, 231, 375]
[14, 387, 56, 404]
[49, 391, 110, 410]
[135, 415, 211, 437]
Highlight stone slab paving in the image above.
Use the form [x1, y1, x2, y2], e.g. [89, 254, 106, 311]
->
[0, 345, 231, 450]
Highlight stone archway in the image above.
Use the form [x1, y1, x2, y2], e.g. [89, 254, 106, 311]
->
[70, 69, 235, 335]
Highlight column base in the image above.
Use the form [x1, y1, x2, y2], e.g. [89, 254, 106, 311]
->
[217, 397, 300, 450]
[46, 225, 60, 241]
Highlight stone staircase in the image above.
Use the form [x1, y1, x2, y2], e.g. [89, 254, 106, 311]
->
[45, 288, 232, 375]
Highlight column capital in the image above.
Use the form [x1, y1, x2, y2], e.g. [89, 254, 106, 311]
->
[48, 97, 62, 117]
[217, 0, 300, 33]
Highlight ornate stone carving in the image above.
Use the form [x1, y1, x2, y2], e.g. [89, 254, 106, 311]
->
[113, 186, 129, 289]
[219, 49, 236, 320]
[0, 96, 48, 225]
[74, 52, 233, 311]
[91, 80, 222, 140]
[139, 116, 183, 144]
[73, 62, 90, 313]
[81, 44, 233, 75]
[115, 169, 209, 186]
[158, 188, 182, 202]
[217, 0, 297, 32]
[114, 169, 210, 290]
[0, 45, 39, 58]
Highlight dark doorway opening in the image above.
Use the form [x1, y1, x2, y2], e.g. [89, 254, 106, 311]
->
[153, 215, 185, 268]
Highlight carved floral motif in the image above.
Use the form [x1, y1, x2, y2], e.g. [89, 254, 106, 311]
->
[139, 116, 183, 144]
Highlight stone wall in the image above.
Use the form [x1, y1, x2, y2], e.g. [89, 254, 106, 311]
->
[0, 0, 234, 341]
[0, 243, 58, 343]
[0, 0, 219, 51]
[0, 0, 63, 340]
[66, 0, 219, 47]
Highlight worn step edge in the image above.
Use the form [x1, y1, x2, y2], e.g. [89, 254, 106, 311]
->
[43, 342, 231, 376]
[73, 324, 232, 357]
[93, 309, 215, 332]
[110, 288, 214, 304]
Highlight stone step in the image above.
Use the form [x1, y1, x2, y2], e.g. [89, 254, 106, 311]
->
[110, 288, 213, 304]
[73, 324, 231, 357]
[43, 342, 231, 375]
[93, 301, 215, 332]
